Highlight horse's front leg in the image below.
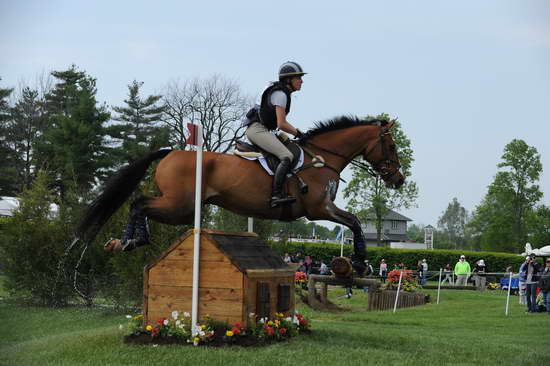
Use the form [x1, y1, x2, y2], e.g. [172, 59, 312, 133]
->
[308, 202, 367, 275]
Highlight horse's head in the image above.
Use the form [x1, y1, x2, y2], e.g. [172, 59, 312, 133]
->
[363, 120, 405, 189]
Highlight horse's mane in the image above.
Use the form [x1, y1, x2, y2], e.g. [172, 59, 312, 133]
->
[301, 115, 387, 141]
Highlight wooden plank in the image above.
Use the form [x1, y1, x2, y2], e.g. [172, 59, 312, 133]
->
[246, 269, 294, 278]
[203, 229, 258, 237]
[164, 238, 232, 263]
[143, 267, 150, 325]
[147, 285, 244, 321]
[148, 260, 243, 289]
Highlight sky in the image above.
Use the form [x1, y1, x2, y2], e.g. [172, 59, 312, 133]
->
[1, 0, 549, 229]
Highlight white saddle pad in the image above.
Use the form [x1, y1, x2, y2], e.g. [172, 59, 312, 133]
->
[235, 148, 304, 176]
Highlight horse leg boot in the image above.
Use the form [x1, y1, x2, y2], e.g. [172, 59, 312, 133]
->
[121, 199, 151, 252]
[351, 227, 367, 276]
[270, 157, 296, 208]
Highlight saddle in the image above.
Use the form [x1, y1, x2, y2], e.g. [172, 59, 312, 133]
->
[234, 133, 308, 193]
[234, 133, 302, 173]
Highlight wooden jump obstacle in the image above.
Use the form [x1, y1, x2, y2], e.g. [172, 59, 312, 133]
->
[307, 257, 427, 311]
[143, 229, 295, 327]
[368, 290, 427, 311]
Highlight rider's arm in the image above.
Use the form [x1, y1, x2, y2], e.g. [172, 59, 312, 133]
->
[275, 106, 300, 136]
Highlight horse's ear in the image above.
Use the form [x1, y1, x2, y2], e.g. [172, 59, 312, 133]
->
[386, 120, 396, 130]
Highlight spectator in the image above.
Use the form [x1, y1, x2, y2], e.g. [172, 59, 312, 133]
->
[421, 259, 428, 285]
[441, 264, 453, 285]
[454, 255, 471, 286]
[319, 261, 330, 275]
[518, 256, 530, 305]
[304, 255, 313, 274]
[293, 252, 303, 263]
[525, 254, 542, 313]
[472, 259, 487, 291]
[417, 260, 424, 284]
[364, 260, 374, 277]
[539, 259, 550, 315]
[297, 260, 307, 273]
[283, 252, 292, 264]
[379, 259, 388, 283]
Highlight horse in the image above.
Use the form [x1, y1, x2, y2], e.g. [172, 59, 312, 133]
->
[77, 116, 405, 272]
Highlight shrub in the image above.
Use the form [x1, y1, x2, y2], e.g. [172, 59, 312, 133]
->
[269, 241, 526, 272]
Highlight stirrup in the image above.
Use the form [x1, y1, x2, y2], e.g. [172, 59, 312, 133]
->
[270, 195, 296, 208]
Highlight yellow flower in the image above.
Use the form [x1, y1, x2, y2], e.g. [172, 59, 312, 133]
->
[146, 325, 153, 331]
[267, 320, 274, 325]
[201, 325, 206, 329]
[274, 320, 280, 326]
[226, 330, 234, 337]
[193, 337, 200, 343]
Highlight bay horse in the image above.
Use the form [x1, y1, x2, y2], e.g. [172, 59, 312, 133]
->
[78, 116, 404, 272]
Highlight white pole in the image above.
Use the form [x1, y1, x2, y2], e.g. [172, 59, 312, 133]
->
[505, 271, 512, 316]
[340, 225, 344, 257]
[393, 271, 404, 313]
[247, 217, 253, 233]
[191, 124, 203, 343]
[437, 268, 443, 304]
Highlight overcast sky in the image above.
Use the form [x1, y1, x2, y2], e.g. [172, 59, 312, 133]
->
[1, 0, 549, 229]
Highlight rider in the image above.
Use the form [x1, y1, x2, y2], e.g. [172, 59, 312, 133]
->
[243, 61, 306, 208]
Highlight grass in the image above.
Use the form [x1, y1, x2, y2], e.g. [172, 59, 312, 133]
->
[1, 283, 549, 366]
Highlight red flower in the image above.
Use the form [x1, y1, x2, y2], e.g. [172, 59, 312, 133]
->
[151, 327, 159, 337]
[232, 327, 241, 335]
[157, 318, 165, 326]
[299, 319, 308, 327]
[265, 327, 275, 336]
[279, 328, 287, 335]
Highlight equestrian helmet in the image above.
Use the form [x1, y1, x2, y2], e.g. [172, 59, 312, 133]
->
[279, 61, 307, 80]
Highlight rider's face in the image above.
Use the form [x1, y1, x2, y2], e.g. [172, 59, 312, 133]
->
[290, 76, 303, 91]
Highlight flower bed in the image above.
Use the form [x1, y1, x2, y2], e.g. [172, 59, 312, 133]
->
[123, 311, 311, 347]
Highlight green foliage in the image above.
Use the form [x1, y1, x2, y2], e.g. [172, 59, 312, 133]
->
[109, 80, 169, 165]
[437, 197, 470, 250]
[468, 139, 542, 252]
[0, 171, 75, 305]
[343, 114, 418, 244]
[269, 240, 525, 272]
[36, 65, 112, 198]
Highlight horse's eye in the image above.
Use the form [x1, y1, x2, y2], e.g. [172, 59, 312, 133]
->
[390, 145, 396, 152]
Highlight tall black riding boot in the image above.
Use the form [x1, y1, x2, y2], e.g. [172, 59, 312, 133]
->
[270, 157, 296, 208]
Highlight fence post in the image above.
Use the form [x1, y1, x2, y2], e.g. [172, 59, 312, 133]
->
[437, 268, 443, 304]
[505, 271, 513, 316]
[393, 271, 404, 313]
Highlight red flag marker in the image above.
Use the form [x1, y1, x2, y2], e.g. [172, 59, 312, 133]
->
[187, 123, 198, 146]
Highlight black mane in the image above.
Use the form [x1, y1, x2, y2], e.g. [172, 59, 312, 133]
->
[301, 115, 386, 141]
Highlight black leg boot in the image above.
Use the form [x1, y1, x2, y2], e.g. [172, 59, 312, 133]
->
[270, 157, 296, 208]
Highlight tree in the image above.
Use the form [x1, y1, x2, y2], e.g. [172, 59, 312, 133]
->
[343, 114, 419, 246]
[110, 80, 169, 164]
[36, 65, 111, 198]
[468, 139, 543, 252]
[437, 197, 469, 249]
[0, 79, 17, 195]
[161, 75, 250, 152]
[526, 205, 550, 249]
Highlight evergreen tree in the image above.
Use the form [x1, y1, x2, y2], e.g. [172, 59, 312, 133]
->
[0, 79, 17, 195]
[110, 80, 169, 164]
[36, 65, 111, 198]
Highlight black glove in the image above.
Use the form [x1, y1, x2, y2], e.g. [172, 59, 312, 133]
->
[295, 129, 305, 140]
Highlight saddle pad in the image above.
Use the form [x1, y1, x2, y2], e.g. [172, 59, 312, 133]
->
[237, 148, 304, 176]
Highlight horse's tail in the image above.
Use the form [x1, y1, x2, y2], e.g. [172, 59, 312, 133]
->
[77, 149, 173, 243]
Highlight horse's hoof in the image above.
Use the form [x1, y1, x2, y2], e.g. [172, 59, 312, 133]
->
[104, 239, 123, 253]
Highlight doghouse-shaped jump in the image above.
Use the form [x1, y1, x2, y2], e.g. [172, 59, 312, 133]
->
[143, 229, 295, 326]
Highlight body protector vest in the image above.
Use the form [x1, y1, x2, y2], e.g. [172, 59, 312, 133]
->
[258, 82, 292, 130]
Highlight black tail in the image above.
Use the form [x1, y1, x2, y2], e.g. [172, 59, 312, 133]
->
[77, 149, 173, 242]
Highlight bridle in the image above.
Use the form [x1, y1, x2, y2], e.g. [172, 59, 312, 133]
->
[301, 125, 401, 181]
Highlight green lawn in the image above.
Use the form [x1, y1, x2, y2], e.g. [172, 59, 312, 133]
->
[1, 286, 549, 366]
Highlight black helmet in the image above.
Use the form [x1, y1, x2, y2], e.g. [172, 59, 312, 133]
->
[278, 61, 307, 80]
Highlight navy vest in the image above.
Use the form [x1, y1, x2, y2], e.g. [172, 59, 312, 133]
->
[258, 82, 292, 130]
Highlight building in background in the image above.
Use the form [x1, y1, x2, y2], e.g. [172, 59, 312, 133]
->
[362, 209, 413, 247]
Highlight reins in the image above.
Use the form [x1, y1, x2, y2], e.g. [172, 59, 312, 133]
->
[298, 126, 398, 180]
